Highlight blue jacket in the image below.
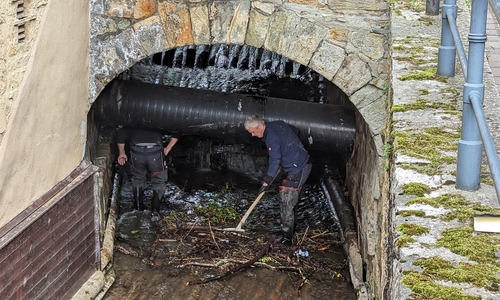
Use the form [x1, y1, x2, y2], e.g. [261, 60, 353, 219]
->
[262, 121, 310, 181]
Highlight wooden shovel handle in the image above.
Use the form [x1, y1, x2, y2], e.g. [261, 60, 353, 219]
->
[234, 167, 282, 230]
[234, 191, 266, 230]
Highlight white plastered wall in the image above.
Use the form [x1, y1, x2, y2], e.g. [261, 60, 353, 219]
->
[0, 0, 90, 227]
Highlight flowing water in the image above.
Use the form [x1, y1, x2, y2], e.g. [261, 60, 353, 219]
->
[102, 44, 355, 299]
[102, 137, 357, 300]
[119, 44, 326, 103]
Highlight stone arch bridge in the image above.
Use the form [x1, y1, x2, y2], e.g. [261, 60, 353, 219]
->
[0, 0, 393, 299]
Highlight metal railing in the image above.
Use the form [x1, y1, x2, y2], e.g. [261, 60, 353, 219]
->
[436, 0, 500, 203]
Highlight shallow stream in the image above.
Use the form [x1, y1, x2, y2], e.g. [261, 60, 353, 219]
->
[103, 165, 357, 300]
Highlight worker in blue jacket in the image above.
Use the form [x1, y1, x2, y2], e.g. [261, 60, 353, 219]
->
[245, 115, 312, 246]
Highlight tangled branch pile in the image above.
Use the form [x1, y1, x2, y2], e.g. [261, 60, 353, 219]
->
[115, 217, 347, 288]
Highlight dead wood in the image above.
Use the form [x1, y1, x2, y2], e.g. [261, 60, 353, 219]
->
[115, 244, 142, 258]
[187, 242, 270, 285]
[179, 258, 301, 273]
[208, 221, 221, 253]
[149, 237, 160, 262]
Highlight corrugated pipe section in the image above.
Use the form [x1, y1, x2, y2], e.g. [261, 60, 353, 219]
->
[93, 79, 356, 153]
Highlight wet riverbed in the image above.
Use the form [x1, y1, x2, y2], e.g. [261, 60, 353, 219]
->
[103, 163, 357, 300]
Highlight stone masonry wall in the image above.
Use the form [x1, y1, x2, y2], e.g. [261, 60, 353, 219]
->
[90, 1, 392, 298]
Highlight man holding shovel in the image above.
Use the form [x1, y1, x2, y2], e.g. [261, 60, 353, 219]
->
[244, 115, 312, 246]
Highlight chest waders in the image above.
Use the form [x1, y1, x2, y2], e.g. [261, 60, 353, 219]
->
[279, 162, 312, 245]
[279, 186, 300, 243]
[134, 186, 145, 211]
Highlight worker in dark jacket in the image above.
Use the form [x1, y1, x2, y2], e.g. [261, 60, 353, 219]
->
[244, 115, 312, 245]
[116, 128, 180, 221]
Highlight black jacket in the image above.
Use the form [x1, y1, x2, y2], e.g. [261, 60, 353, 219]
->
[262, 121, 309, 180]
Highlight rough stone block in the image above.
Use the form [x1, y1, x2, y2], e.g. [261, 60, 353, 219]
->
[189, 4, 210, 45]
[333, 55, 372, 95]
[105, 0, 134, 18]
[309, 40, 345, 81]
[159, 2, 194, 47]
[133, 16, 165, 55]
[209, 1, 249, 44]
[134, 0, 156, 20]
[246, 8, 270, 48]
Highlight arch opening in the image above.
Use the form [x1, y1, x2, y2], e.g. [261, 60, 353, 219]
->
[86, 44, 374, 299]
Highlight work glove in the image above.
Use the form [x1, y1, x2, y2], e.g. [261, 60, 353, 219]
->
[263, 175, 273, 185]
[258, 184, 268, 194]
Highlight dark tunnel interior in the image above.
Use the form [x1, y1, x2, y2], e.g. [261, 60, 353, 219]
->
[89, 45, 361, 299]
[93, 44, 356, 186]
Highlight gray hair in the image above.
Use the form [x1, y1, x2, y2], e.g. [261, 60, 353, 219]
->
[244, 115, 265, 130]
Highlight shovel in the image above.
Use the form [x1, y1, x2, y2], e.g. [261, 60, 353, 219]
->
[224, 168, 281, 232]
[224, 190, 267, 232]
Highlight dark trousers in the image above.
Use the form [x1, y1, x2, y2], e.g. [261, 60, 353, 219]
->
[130, 145, 168, 197]
[279, 162, 312, 239]
[282, 162, 313, 189]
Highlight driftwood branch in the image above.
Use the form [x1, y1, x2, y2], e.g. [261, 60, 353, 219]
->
[150, 237, 160, 262]
[179, 258, 301, 273]
[208, 221, 221, 253]
[187, 242, 270, 285]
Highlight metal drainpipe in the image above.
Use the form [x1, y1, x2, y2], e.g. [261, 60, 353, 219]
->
[437, 0, 458, 77]
[426, 0, 441, 15]
[456, 0, 488, 191]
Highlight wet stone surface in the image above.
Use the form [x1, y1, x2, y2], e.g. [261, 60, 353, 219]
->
[103, 165, 357, 300]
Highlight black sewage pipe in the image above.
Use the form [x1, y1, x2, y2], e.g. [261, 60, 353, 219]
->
[93, 79, 356, 153]
[320, 165, 364, 289]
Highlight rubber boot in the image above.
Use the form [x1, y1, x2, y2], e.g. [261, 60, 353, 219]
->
[151, 191, 161, 222]
[279, 187, 300, 246]
[133, 186, 144, 211]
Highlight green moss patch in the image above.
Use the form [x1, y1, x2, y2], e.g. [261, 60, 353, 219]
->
[401, 182, 432, 197]
[440, 87, 459, 97]
[402, 271, 481, 300]
[396, 235, 416, 247]
[397, 209, 426, 218]
[398, 67, 448, 83]
[406, 194, 500, 222]
[394, 52, 437, 65]
[391, 0, 426, 13]
[392, 127, 459, 175]
[414, 256, 500, 290]
[437, 226, 500, 265]
[396, 222, 428, 247]
[397, 223, 430, 236]
[418, 16, 434, 26]
[393, 35, 440, 65]
[403, 227, 500, 297]
[392, 98, 458, 113]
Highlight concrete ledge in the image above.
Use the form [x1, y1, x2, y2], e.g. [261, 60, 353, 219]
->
[390, 0, 500, 298]
[70, 271, 105, 300]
